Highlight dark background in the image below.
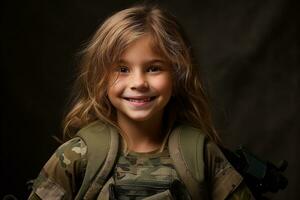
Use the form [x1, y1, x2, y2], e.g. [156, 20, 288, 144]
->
[1, 0, 299, 199]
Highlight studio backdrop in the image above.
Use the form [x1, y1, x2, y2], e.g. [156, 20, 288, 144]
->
[1, 0, 299, 199]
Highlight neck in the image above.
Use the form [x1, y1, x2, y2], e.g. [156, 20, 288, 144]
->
[117, 114, 165, 153]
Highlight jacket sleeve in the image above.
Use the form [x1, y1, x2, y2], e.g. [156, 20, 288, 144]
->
[204, 140, 255, 200]
[28, 137, 87, 200]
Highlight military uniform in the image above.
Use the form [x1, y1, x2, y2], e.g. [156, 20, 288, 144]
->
[29, 136, 254, 200]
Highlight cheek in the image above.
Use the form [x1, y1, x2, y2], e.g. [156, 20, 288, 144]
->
[107, 78, 123, 103]
[151, 75, 173, 96]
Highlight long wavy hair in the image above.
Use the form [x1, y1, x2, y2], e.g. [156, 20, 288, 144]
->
[63, 4, 222, 145]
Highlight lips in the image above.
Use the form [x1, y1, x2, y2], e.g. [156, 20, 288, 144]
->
[123, 96, 156, 103]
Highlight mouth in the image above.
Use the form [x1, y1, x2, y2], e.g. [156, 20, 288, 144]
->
[123, 96, 157, 103]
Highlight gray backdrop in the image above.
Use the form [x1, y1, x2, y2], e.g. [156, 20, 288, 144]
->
[1, 0, 299, 199]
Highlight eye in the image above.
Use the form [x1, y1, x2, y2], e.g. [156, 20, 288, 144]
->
[147, 65, 161, 73]
[116, 66, 129, 73]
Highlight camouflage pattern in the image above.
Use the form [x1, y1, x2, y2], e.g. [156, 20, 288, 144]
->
[28, 136, 254, 200]
[28, 137, 88, 200]
[110, 147, 190, 200]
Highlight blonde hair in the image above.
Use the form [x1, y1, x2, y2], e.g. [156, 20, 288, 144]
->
[63, 4, 222, 145]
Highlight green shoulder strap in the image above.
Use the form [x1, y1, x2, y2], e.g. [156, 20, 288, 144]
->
[75, 122, 207, 199]
[168, 125, 208, 200]
[75, 121, 119, 200]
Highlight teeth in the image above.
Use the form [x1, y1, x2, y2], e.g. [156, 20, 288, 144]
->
[126, 97, 152, 102]
[129, 98, 150, 102]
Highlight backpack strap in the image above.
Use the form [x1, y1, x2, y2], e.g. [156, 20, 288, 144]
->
[75, 121, 119, 200]
[168, 125, 208, 200]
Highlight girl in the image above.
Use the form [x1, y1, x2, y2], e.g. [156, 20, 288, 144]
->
[29, 3, 254, 200]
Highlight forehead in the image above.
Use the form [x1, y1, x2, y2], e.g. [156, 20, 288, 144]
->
[117, 34, 168, 65]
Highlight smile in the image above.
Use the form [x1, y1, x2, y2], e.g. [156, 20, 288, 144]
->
[123, 96, 156, 102]
[123, 96, 157, 107]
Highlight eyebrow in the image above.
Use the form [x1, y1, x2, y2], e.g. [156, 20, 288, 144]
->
[117, 58, 167, 65]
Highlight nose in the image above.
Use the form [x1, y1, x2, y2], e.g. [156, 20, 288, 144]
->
[130, 71, 149, 91]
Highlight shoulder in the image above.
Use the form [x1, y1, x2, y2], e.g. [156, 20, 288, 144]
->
[170, 125, 249, 199]
[168, 124, 207, 183]
[171, 124, 234, 179]
[204, 140, 246, 199]
[53, 137, 88, 168]
[76, 121, 117, 147]
[43, 137, 88, 179]
[171, 124, 207, 143]
[30, 137, 88, 199]
[76, 120, 110, 136]
[36, 137, 88, 176]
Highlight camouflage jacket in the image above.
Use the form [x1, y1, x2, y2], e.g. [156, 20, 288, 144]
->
[28, 137, 254, 200]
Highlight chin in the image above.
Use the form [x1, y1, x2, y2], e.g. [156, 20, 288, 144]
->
[127, 114, 154, 122]
[118, 109, 164, 123]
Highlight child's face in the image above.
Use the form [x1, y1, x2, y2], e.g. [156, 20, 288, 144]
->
[108, 35, 173, 124]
